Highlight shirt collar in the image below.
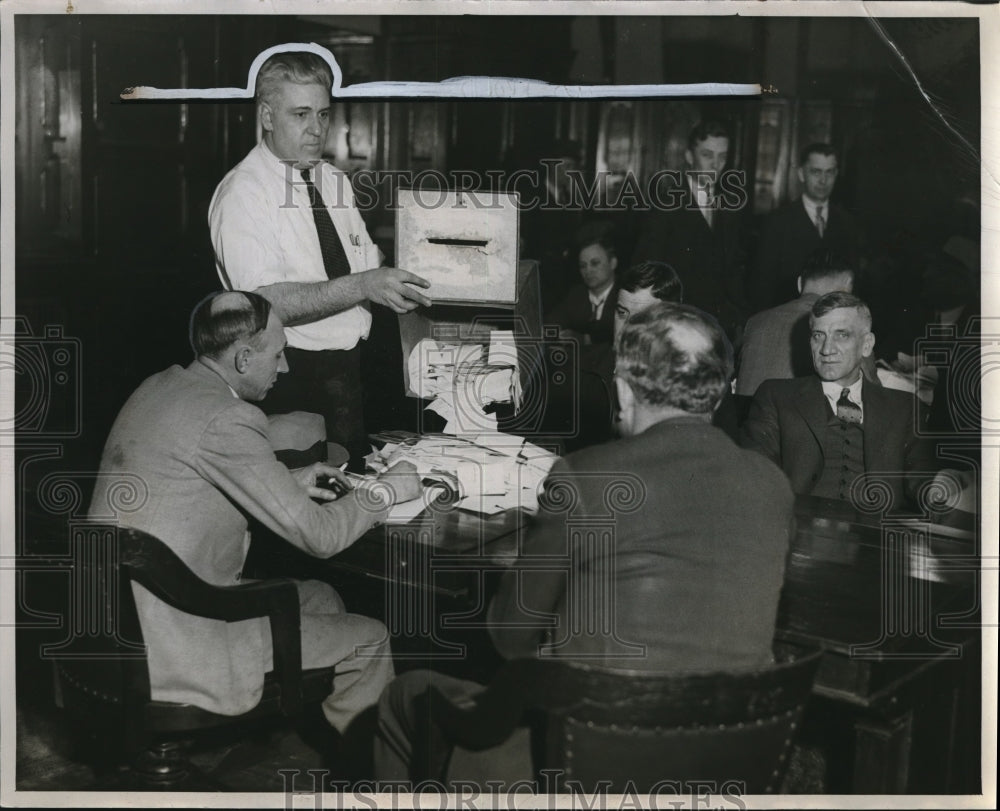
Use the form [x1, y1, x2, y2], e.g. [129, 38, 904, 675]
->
[194, 358, 241, 399]
[802, 196, 826, 218]
[588, 285, 613, 308]
[257, 141, 326, 182]
[687, 173, 714, 199]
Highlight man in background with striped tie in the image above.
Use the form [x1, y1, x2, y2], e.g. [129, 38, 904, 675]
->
[740, 292, 935, 509]
[209, 50, 431, 466]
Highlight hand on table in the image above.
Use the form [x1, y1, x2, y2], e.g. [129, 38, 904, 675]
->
[361, 268, 432, 313]
[292, 462, 351, 502]
[375, 460, 422, 505]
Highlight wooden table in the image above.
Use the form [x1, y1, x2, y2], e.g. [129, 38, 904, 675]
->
[774, 496, 981, 793]
[254, 492, 981, 792]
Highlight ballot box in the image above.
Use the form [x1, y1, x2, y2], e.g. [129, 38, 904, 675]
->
[395, 188, 544, 431]
[396, 187, 520, 304]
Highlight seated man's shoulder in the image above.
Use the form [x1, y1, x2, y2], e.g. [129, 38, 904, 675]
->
[754, 376, 809, 399]
[542, 440, 636, 497]
[738, 441, 795, 490]
[869, 384, 922, 416]
[148, 365, 267, 429]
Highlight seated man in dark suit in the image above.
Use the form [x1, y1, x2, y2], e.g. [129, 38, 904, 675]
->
[546, 222, 619, 348]
[543, 223, 621, 449]
[752, 143, 863, 310]
[741, 292, 934, 506]
[736, 251, 855, 397]
[374, 302, 796, 785]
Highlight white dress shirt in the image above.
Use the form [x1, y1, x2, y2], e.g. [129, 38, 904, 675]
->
[209, 142, 377, 352]
[688, 175, 715, 226]
[588, 285, 614, 321]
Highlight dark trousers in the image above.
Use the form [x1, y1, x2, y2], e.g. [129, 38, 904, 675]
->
[374, 669, 532, 786]
[260, 345, 368, 466]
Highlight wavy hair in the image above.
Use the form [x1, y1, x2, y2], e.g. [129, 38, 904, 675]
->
[615, 303, 733, 414]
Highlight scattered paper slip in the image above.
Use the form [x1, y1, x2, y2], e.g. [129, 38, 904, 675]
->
[371, 432, 558, 517]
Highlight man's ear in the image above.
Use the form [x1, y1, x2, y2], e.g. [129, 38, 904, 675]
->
[234, 345, 252, 374]
[610, 255, 619, 273]
[683, 149, 693, 168]
[797, 166, 805, 186]
[862, 332, 876, 358]
[796, 275, 804, 294]
[259, 102, 274, 133]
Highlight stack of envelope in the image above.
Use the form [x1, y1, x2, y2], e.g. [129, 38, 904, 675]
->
[372, 433, 558, 516]
[407, 331, 522, 434]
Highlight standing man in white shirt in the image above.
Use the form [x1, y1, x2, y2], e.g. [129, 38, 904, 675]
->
[752, 143, 864, 311]
[209, 51, 431, 465]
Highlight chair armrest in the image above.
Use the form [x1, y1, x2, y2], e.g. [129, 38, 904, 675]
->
[120, 529, 304, 715]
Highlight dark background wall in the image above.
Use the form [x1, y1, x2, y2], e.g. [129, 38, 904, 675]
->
[13, 13, 980, 522]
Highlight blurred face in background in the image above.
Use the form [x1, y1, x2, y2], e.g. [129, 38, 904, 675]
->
[614, 287, 660, 341]
[578, 243, 618, 293]
[799, 153, 838, 204]
[685, 135, 729, 185]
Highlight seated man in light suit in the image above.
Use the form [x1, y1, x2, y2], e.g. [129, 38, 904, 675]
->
[88, 291, 421, 737]
[741, 291, 934, 506]
[374, 303, 795, 785]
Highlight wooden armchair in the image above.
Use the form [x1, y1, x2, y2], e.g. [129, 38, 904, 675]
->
[51, 526, 335, 788]
[419, 651, 823, 793]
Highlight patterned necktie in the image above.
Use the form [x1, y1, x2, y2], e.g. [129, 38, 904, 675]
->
[837, 388, 862, 424]
[300, 168, 351, 280]
[815, 205, 826, 238]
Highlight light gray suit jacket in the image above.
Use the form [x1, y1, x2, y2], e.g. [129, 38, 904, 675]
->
[735, 294, 818, 396]
[89, 360, 387, 715]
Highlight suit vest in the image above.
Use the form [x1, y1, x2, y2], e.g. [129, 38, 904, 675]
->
[812, 410, 866, 501]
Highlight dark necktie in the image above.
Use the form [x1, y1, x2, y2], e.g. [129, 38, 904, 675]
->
[300, 167, 351, 280]
[837, 388, 862, 424]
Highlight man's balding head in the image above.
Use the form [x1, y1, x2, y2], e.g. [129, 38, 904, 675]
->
[615, 303, 733, 431]
[190, 291, 288, 401]
[190, 291, 273, 359]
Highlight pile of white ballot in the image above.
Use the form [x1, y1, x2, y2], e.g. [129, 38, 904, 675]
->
[407, 332, 522, 434]
[372, 433, 558, 516]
